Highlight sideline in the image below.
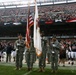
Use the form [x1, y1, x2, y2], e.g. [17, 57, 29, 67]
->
[0, 62, 76, 70]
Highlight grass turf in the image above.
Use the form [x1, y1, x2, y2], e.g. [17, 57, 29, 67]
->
[0, 65, 76, 75]
[0, 65, 27, 75]
[29, 69, 76, 75]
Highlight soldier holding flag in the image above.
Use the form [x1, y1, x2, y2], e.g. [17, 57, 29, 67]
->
[25, 2, 35, 71]
[33, 0, 46, 72]
[38, 32, 47, 72]
[25, 38, 36, 71]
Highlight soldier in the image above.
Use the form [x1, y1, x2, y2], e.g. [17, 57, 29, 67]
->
[46, 38, 51, 64]
[38, 32, 47, 72]
[50, 35, 60, 73]
[25, 39, 36, 71]
[14, 34, 25, 70]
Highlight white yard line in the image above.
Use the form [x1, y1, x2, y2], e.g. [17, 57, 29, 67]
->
[71, 70, 74, 73]
[23, 69, 37, 75]
[70, 66, 75, 73]
[23, 71, 32, 75]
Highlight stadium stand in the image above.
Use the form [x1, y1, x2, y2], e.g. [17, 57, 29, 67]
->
[0, 0, 76, 38]
[0, 1, 76, 23]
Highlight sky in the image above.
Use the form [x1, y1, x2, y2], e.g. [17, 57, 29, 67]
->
[0, 0, 76, 8]
[0, 0, 45, 4]
[0, 0, 39, 3]
[0, 0, 37, 2]
[0, 0, 35, 5]
[0, 0, 76, 3]
[0, 0, 18, 2]
[0, 0, 76, 5]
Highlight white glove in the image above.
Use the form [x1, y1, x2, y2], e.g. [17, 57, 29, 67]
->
[17, 43, 20, 46]
[52, 44, 56, 47]
[52, 51, 55, 53]
[16, 48, 18, 51]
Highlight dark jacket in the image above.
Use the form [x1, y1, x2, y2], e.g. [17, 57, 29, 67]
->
[6, 44, 12, 54]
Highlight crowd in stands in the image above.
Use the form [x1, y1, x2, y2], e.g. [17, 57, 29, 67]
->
[0, 2, 76, 23]
[0, 40, 15, 62]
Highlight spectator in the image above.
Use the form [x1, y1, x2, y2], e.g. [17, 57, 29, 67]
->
[6, 42, 13, 63]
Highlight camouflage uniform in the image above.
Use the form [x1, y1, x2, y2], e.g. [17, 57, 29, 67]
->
[46, 42, 51, 64]
[25, 39, 36, 71]
[50, 39, 60, 72]
[14, 39, 25, 70]
[38, 37, 47, 72]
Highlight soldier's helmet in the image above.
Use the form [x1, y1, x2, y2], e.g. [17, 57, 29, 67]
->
[18, 34, 23, 39]
[52, 35, 56, 38]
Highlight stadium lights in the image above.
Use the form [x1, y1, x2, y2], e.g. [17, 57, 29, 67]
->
[5, 6, 16, 8]
[0, 7, 5, 9]
[13, 22, 21, 25]
[68, 0, 76, 2]
[4, 22, 21, 25]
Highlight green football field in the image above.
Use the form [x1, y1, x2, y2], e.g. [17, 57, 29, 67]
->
[0, 62, 76, 75]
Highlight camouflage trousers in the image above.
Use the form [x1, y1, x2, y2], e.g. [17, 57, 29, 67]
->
[25, 52, 35, 68]
[39, 53, 46, 68]
[16, 52, 23, 68]
[51, 55, 58, 71]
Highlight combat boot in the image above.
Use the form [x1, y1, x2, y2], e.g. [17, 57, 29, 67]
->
[41, 67, 45, 72]
[38, 68, 42, 72]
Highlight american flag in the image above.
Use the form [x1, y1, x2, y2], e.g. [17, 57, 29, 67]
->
[28, 13, 34, 28]
[26, 5, 34, 48]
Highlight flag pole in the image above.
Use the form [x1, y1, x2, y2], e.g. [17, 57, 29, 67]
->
[25, 1, 30, 48]
[25, 1, 34, 48]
